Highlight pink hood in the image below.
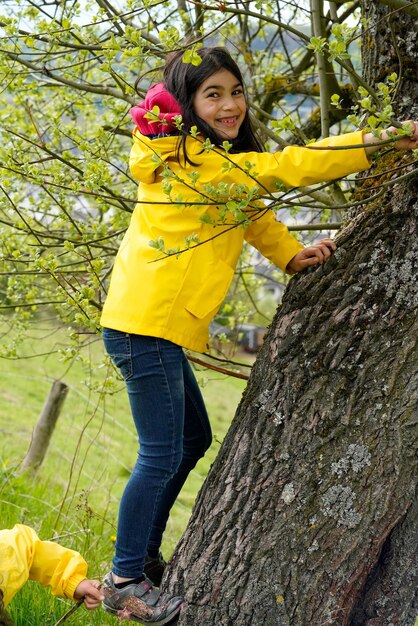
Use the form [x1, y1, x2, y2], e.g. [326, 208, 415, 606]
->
[130, 83, 182, 135]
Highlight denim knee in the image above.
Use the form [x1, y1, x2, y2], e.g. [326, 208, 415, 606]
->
[135, 446, 183, 483]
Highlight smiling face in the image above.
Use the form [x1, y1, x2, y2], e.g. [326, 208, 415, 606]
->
[192, 68, 247, 140]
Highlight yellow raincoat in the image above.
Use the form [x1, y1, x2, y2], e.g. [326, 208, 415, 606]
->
[0, 525, 88, 607]
[100, 131, 369, 352]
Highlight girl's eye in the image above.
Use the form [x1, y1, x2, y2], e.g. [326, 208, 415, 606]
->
[208, 92, 219, 98]
[233, 89, 244, 96]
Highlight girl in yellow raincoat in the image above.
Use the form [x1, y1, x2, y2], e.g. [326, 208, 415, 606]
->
[100, 45, 418, 624]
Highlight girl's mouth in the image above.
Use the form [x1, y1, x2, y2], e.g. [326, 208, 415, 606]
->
[217, 116, 239, 127]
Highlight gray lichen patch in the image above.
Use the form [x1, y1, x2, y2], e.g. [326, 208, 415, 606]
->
[256, 389, 285, 426]
[281, 482, 296, 504]
[331, 444, 372, 477]
[321, 485, 361, 528]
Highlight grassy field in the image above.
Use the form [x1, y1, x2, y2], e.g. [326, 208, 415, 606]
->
[0, 317, 247, 625]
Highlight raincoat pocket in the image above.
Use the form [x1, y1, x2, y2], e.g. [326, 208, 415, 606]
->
[184, 258, 235, 320]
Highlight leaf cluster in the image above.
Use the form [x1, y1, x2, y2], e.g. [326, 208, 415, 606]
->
[0, 0, 408, 360]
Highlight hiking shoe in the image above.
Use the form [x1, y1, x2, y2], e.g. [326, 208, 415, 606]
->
[144, 553, 167, 587]
[102, 572, 183, 624]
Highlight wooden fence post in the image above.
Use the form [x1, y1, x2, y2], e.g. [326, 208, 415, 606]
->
[22, 379, 69, 472]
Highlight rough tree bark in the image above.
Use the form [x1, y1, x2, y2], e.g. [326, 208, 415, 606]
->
[166, 3, 418, 625]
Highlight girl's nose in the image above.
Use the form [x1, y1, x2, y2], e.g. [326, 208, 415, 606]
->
[222, 96, 236, 110]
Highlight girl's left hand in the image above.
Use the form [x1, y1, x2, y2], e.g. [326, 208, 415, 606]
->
[364, 120, 418, 154]
[286, 238, 337, 274]
[392, 120, 418, 150]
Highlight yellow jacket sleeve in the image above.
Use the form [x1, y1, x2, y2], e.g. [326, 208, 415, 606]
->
[244, 209, 303, 271]
[0, 525, 88, 607]
[219, 130, 370, 191]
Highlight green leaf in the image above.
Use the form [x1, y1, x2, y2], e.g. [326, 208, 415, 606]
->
[307, 36, 327, 55]
[222, 141, 233, 153]
[330, 94, 342, 109]
[144, 105, 165, 123]
[185, 233, 200, 248]
[182, 44, 203, 66]
[199, 212, 214, 225]
[202, 138, 215, 152]
[367, 115, 378, 128]
[149, 237, 165, 253]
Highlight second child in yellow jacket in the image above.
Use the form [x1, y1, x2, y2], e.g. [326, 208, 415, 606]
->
[99, 46, 418, 624]
[0, 524, 104, 624]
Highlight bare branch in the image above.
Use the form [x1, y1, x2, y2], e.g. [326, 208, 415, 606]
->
[4, 51, 135, 103]
[311, 0, 331, 137]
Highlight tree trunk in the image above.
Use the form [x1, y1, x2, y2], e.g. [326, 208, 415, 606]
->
[362, 0, 417, 119]
[166, 3, 418, 625]
[22, 380, 69, 472]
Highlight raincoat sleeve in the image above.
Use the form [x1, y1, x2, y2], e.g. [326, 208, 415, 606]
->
[240, 130, 370, 271]
[244, 208, 303, 272]
[0, 524, 88, 607]
[206, 130, 370, 193]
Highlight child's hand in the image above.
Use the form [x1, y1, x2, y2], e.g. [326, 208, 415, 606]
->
[364, 120, 418, 154]
[73, 579, 104, 610]
[286, 238, 336, 274]
[391, 121, 418, 150]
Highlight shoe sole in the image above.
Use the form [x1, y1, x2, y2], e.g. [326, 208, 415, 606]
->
[102, 600, 183, 625]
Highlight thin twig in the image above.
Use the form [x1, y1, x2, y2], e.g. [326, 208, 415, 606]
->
[53, 598, 84, 626]
[187, 354, 250, 380]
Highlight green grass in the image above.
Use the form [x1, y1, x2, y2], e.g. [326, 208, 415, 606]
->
[0, 317, 247, 625]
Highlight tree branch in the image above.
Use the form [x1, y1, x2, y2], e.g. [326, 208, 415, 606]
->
[4, 52, 135, 103]
[187, 354, 250, 381]
[311, 0, 331, 138]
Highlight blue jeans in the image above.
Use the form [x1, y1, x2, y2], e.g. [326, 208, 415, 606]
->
[102, 329, 212, 578]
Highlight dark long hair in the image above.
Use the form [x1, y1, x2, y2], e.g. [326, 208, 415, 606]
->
[0, 590, 12, 626]
[163, 46, 264, 161]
